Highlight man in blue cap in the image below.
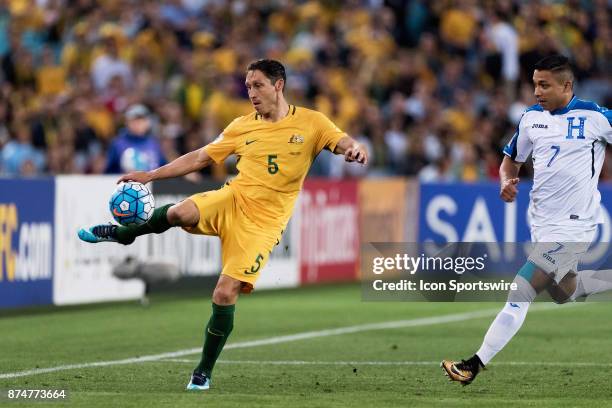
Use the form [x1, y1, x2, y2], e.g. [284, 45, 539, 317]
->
[105, 104, 167, 174]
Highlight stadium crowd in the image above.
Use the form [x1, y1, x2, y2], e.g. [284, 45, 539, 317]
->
[0, 0, 610, 181]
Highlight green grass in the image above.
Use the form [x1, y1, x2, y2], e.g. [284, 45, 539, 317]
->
[1, 284, 611, 407]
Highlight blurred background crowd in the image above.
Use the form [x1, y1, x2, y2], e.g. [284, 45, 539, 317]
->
[0, 0, 610, 181]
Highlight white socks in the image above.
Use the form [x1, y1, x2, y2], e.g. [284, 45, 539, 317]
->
[476, 275, 536, 365]
[571, 269, 612, 301]
[474, 269, 612, 366]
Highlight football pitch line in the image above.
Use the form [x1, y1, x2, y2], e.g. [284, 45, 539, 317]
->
[0, 303, 571, 380]
[162, 359, 612, 368]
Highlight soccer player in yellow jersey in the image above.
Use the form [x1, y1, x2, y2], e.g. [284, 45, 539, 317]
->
[78, 59, 368, 390]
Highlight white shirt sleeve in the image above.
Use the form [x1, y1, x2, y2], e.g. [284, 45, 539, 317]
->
[598, 107, 612, 144]
[503, 114, 532, 162]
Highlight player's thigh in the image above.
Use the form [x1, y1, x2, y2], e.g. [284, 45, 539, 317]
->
[527, 242, 578, 290]
[526, 264, 554, 293]
[220, 222, 279, 293]
[182, 186, 235, 236]
[167, 199, 200, 227]
[528, 225, 595, 285]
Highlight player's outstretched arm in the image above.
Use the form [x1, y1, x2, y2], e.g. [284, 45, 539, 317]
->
[334, 136, 368, 165]
[117, 147, 214, 184]
[499, 156, 522, 202]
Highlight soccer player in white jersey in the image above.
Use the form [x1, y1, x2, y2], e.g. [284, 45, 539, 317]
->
[441, 55, 612, 385]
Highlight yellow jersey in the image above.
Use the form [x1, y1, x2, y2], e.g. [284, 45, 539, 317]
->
[204, 105, 346, 230]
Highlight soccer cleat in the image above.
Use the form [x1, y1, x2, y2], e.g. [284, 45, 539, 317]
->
[186, 371, 210, 391]
[77, 224, 119, 243]
[440, 356, 484, 385]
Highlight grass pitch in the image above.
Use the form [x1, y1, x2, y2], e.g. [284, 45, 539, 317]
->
[1, 284, 611, 407]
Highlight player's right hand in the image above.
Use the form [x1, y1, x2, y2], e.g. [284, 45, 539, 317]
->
[117, 171, 152, 184]
[500, 178, 519, 202]
[344, 142, 368, 165]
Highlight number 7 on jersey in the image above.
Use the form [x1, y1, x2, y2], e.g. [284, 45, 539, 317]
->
[547, 145, 560, 167]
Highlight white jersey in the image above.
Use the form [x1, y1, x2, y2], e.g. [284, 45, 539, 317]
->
[503, 96, 612, 228]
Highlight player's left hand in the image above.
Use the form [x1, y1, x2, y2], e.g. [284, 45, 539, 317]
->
[117, 171, 152, 184]
[344, 142, 368, 165]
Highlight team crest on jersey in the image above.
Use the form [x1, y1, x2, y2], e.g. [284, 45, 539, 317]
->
[288, 134, 304, 144]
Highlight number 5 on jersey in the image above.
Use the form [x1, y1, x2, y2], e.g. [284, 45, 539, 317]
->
[268, 155, 279, 174]
[245, 253, 264, 275]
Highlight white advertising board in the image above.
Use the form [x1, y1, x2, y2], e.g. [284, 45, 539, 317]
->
[151, 194, 222, 276]
[53, 176, 145, 305]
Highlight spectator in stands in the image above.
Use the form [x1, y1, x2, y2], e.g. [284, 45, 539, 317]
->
[419, 156, 452, 183]
[0, 122, 45, 176]
[0, 1, 608, 181]
[482, 9, 519, 98]
[91, 35, 132, 92]
[105, 104, 166, 174]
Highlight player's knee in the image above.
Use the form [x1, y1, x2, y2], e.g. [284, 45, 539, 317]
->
[497, 311, 516, 327]
[167, 201, 199, 226]
[212, 287, 238, 305]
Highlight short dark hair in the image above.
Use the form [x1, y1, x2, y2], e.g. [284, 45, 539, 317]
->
[534, 54, 574, 82]
[247, 59, 286, 90]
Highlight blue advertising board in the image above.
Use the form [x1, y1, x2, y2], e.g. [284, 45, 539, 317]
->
[419, 181, 612, 271]
[419, 182, 533, 243]
[0, 178, 54, 308]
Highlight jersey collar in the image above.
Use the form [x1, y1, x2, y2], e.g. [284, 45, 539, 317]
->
[255, 104, 296, 121]
[550, 95, 577, 115]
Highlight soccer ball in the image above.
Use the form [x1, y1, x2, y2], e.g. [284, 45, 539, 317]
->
[109, 182, 155, 226]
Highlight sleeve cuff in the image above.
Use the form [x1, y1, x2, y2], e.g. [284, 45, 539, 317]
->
[327, 133, 348, 153]
[203, 146, 224, 164]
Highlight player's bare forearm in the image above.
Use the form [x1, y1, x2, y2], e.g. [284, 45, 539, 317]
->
[333, 136, 368, 164]
[499, 156, 522, 202]
[150, 148, 213, 180]
[117, 148, 213, 184]
[499, 156, 521, 183]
